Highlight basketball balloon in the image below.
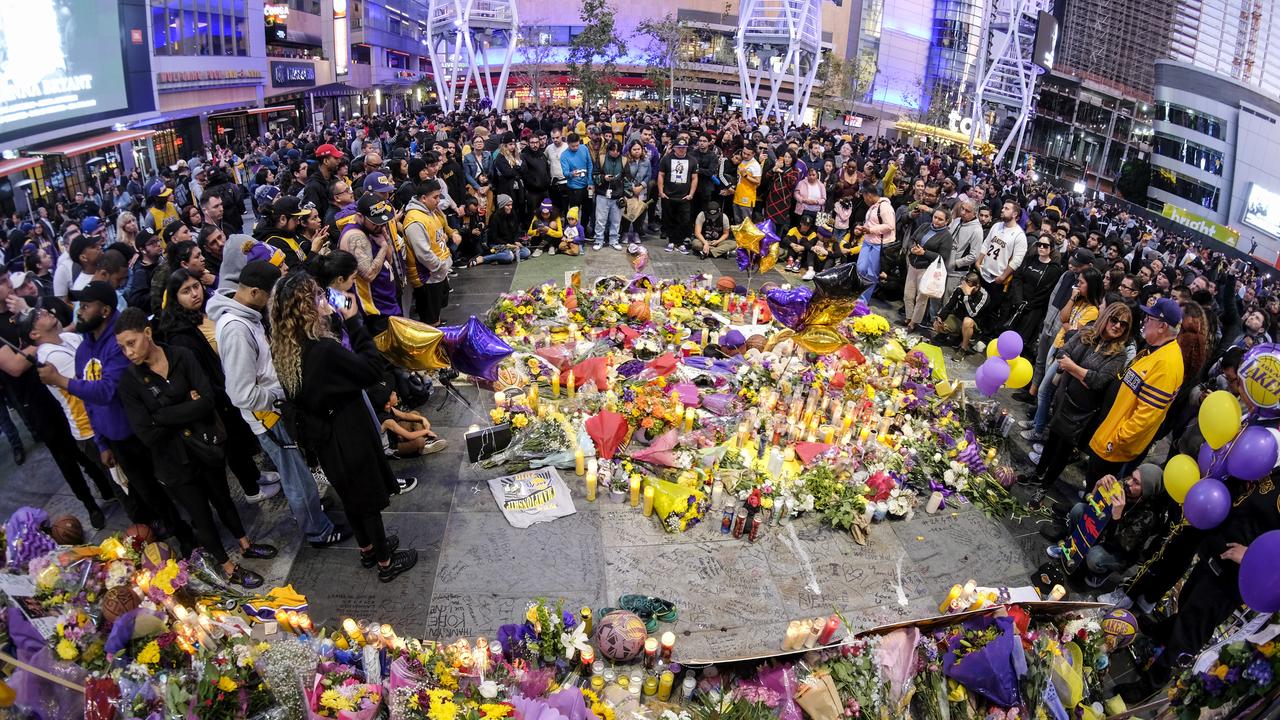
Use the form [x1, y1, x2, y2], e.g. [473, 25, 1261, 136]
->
[140, 542, 174, 572]
[1100, 608, 1139, 649]
[100, 586, 141, 624]
[716, 276, 737, 292]
[593, 610, 647, 662]
[627, 301, 651, 323]
[49, 515, 84, 545]
[124, 524, 155, 546]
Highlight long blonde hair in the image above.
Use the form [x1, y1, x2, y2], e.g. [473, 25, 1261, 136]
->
[116, 211, 138, 242]
[267, 273, 333, 397]
[1081, 301, 1131, 356]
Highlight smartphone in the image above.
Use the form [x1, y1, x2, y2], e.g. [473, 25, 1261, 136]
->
[326, 287, 351, 311]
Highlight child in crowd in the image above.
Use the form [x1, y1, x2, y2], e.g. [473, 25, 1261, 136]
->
[528, 199, 564, 257]
[373, 384, 447, 458]
[784, 213, 819, 278]
[560, 207, 582, 256]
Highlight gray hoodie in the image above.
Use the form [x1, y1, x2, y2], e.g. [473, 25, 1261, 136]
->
[208, 290, 282, 435]
[948, 217, 983, 274]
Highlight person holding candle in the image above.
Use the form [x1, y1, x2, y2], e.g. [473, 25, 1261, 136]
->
[268, 273, 417, 583]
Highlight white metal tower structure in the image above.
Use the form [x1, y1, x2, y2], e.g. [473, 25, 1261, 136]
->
[426, 0, 519, 112]
[735, 0, 823, 125]
[969, 0, 1053, 165]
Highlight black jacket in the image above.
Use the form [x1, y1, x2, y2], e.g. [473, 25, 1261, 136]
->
[301, 170, 333, 212]
[520, 147, 551, 193]
[117, 344, 219, 477]
[904, 223, 953, 270]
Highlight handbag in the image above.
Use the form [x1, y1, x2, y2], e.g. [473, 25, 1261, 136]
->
[181, 415, 227, 465]
[919, 256, 947, 298]
[623, 197, 647, 222]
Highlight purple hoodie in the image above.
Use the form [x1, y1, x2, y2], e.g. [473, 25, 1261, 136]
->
[66, 313, 135, 451]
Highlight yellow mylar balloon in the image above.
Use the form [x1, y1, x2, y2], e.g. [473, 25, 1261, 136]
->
[802, 295, 858, 328]
[910, 342, 948, 380]
[732, 219, 764, 255]
[1006, 356, 1033, 389]
[1199, 390, 1243, 450]
[794, 325, 847, 354]
[1164, 453, 1201, 504]
[758, 243, 780, 273]
[374, 315, 450, 371]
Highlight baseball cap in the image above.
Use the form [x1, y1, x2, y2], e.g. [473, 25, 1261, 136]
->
[272, 195, 312, 219]
[1068, 248, 1094, 268]
[314, 143, 344, 159]
[14, 306, 40, 340]
[145, 180, 172, 199]
[357, 194, 395, 225]
[69, 280, 117, 307]
[69, 234, 100, 262]
[1140, 297, 1183, 327]
[254, 184, 281, 207]
[162, 220, 187, 244]
[134, 227, 160, 250]
[8, 271, 30, 292]
[674, 138, 689, 148]
[362, 171, 396, 194]
[80, 216, 102, 235]
[238, 260, 282, 292]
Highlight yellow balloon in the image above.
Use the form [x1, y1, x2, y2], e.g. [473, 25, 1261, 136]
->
[1199, 390, 1243, 450]
[732, 220, 764, 255]
[794, 325, 848, 354]
[986, 338, 1001, 358]
[0, 679, 13, 708]
[882, 339, 907, 362]
[1164, 453, 1201, 504]
[1006, 356, 1033, 389]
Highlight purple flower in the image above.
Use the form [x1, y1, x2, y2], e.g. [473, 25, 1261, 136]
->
[1203, 674, 1226, 695]
[1244, 657, 1273, 685]
[1226, 666, 1242, 683]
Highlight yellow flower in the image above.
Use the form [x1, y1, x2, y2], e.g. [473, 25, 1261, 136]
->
[761, 497, 774, 509]
[320, 689, 354, 712]
[217, 676, 238, 692]
[137, 640, 160, 665]
[480, 704, 512, 719]
[56, 638, 78, 661]
[490, 408, 509, 424]
[428, 700, 459, 720]
[1261, 641, 1277, 657]
[1212, 664, 1229, 680]
[512, 414, 529, 429]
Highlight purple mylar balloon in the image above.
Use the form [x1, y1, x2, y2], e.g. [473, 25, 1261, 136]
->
[765, 286, 814, 330]
[1183, 477, 1231, 529]
[976, 357, 1010, 396]
[758, 218, 781, 255]
[440, 315, 514, 381]
[736, 248, 752, 271]
[1240, 530, 1280, 612]
[1225, 425, 1280, 481]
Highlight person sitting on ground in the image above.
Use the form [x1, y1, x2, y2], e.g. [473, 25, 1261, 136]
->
[471, 195, 532, 266]
[691, 201, 732, 258]
[784, 214, 819, 278]
[559, 208, 582, 255]
[932, 271, 989, 358]
[369, 381, 447, 458]
[527, 199, 564, 257]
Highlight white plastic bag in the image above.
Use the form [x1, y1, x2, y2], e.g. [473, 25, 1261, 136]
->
[919, 256, 947, 299]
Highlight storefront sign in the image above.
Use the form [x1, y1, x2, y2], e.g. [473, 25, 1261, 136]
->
[155, 70, 264, 90]
[265, 3, 289, 42]
[1161, 202, 1240, 246]
[947, 110, 991, 142]
[271, 62, 316, 88]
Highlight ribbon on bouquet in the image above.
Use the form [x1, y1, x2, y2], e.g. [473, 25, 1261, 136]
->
[928, 480, 957, 509]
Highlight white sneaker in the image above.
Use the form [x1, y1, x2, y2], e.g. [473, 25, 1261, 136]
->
[973, 340, 986, 354]
[1136, 596, 1156, 614]
[610, 241, 622, 251]
[593, 241, 604, 251]
[1033, 442, 1044, 454]
[259, 471, 281, 486]
[801, 268, 815, 280]
[533, 249, 543, 257]
[665, 242, 676, 252]
[421, 438, 448, 455]
[245, 482, 281, 504]
[549, 246, 557, 255]
[1097, 588, 1133, 609]
[1028, 449, 1042, 464]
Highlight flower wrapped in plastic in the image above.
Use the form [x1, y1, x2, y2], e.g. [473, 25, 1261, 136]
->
[306, 663, 383, 720]
[649, 477, 708, 533]
[629, 429, 679, 467]
[942, 615, 1027, 708]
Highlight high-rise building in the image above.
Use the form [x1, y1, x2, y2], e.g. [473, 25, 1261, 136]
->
[1169, 0, 1280, 97]
[1055, 0, 1173, 99]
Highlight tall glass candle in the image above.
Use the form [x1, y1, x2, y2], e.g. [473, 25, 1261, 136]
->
[567, 370, 576, 398]
[630, 476, 641, 507]
[575, 449, 585, 476]
[642, 486, 655, 516]
[657, 671, 675, 701]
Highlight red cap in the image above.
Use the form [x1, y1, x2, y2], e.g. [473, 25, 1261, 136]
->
[314, 143, 344, 159]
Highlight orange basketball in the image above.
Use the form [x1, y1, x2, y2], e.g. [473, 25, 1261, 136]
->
[745, 335, 767, 352]
[101, 586, 141, 624]
[49, 515, 84, 545]
[716, 276, 737, 292]
[628, 301, 651, 322]
[125, 524, 155, 545]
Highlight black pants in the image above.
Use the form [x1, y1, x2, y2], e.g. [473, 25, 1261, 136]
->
[550, 183, 569, 215]
[1145, 561, 1242, 670]
[109, 435, 194, 550]
[1033, 429, 1076, 485]
[413, 281, 450, 325]
[220, 405, 262, 497]
[1086, 450, 1126, 491]
[979, 278, 1008, 330]
[348, 507, 389, 563]
[662, 198, 692, 247]
[162, 461, 246, 565]
[1127, 523, 1200, 605]
[43, 413, 114, 512]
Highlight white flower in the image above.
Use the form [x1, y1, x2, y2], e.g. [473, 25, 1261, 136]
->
[478, 680, 500, 699]
[943, 469, 956, 486]
[932, 453, 943, 462]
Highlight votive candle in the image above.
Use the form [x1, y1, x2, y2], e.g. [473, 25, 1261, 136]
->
[643, 486, 655, 516]
[630, 476, 641, 506]
[575, 448, 585, 476]
[683, 406, 695, 432]
[567, 370, 576, 398]
[552, 372, 561, 397]
[342, 618, 364, 645]
[644, 636, 659, 669]
[822, 425, 835, 444]
[660, 631, 675, 660]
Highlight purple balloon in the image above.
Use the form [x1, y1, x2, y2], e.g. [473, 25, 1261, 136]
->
[1226, 425, 1280, 481]
[1240, 529, 1280, 612]
[996, 331, 1024, 361]
[757, 219, 780, 254]
[440, 315, 514, 381]
[765, 286, 814, 330]
[736, 248, 752, 271]
[976, 357, 1010, 396]
[1184, 477, 1231, 529]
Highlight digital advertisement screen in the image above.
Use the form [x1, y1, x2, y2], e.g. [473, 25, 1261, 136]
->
[1242, 183, 1280, 238]
[0, 0, 142, 143]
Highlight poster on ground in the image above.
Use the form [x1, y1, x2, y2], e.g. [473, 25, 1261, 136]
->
[488, 467, 577, 528]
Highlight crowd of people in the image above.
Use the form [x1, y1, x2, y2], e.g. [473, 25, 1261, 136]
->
[0, 104, 1278, 700]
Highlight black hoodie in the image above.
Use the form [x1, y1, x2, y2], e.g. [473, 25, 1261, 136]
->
[520, 146, 551, 194]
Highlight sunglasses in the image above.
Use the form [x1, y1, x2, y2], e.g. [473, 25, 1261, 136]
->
[1035, 242, 1051, 248]
[1108, 317, 1130, 329]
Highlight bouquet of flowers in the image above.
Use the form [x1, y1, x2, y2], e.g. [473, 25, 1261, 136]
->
[307, 662, 382, 720]
[1171, 638, 1280, 718]
[942, 616, 1027, 708]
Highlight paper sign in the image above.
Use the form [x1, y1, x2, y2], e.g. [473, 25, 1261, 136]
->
[488, 467, 577, 528]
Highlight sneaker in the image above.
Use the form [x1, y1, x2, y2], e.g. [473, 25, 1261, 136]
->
[678, 246, 690, 254]
[259, 471, 281, 486]
[610, 241, 622, 251]
[396, 477, 419, 495]
[1028, 449, 1042, 464]
[1017, 419, 1034, 429]
[593, 241, 604, 251]
[1020, 428, 1044, 443]
[533, 249, 543, 257]
[1098, 588, 1133, 608]
[549, 246, 557, 255]
[241, 542, 279, 560]
[665, 243, 675, 252]
[378, 548, 419, 582]
[309, 524, 352, 548]
[973, 340, 986, 354]
[244, 482, 282, 504]
[88, 507, 106, 531]
[361, 534, 401, 568]
[421, 438, 448, 455]
[1045, 544, 1065, 560]
[1027, 489, 1046, 510]
[228, 565, 265, 590]
[801, 268, 815, 280]
[1032, 442, 1043, 454]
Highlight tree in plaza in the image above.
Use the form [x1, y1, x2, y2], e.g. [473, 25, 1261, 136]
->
[906, 77, 960, 128]
[566, 0, 625, 108]
[1116, 158, 1151, 203]
[513, 19, 559, 106]
[812, 51, 877, 117]
[636, 13, 696, 109]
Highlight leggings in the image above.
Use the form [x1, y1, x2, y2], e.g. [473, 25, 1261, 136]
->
[44, 413, 115, 512]
[1033, 428, 1077, 486]
[348, 508, 389, 563]
[162, 462, 246, 565]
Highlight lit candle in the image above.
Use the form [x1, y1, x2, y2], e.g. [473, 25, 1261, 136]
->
[722, 292, 730, 311]
[586, 471, 597, 502]
[660, 631, 676, 660]
[784, 620, 802, 650]
[822, 425, 835, 444]
[567, 370, 576, 398]
[495, 391, 506, 408]
[586, 457, 598, 479]
[630, 476, 641, 507]
[643, 486, 655, 516]
[575, 448, 585, 476]
[644, 636, 659, 669]
[552, 372, 561, 397]
[343, 618, 365, 645]
[683, 406, 696, 432]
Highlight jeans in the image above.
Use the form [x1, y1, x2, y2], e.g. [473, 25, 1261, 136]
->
[1033, 356, 1059, 434]
[1068, 502, 1124, 575]
[482, 247, 531, 264]
[256, 424, 336, 542]
[732, 204, 752, 224]
[0, 394, 21, 449]
[594, 195, 622, 245]
[857, 242, 882, 303]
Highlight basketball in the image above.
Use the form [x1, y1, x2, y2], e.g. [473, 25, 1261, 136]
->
[125, 524, 155, 546]
[48, 515, 84, 546]
[745, 335, 767, 352]
[140, 542, 174, 572]
[100, 586, 141, 624]
[593, 610, 647, 662]
[1100, 608, 1139, 649]
[716, 276, 737, 292]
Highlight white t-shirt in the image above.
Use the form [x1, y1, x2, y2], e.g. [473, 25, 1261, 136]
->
[36, 334, 95, 441]
[53, 254, 74, 298]
[977, 222, 1028, 283]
